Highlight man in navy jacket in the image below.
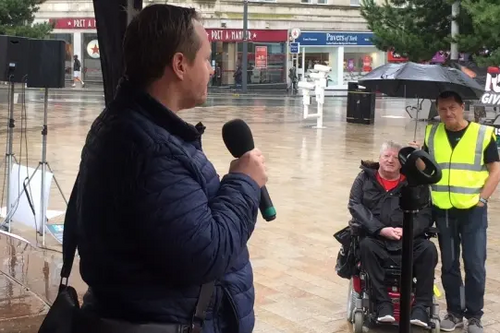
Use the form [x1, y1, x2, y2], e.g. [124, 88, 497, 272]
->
[73, 4, 267, 333]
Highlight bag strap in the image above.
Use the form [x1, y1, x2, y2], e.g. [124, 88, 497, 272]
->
[60, 175, 80, 286]
[190, 281, 216, 333]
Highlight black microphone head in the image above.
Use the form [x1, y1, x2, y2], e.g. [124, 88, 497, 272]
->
[222, 119, 255, 158]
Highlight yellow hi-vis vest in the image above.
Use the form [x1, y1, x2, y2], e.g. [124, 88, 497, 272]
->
[424, 122, 495, 209]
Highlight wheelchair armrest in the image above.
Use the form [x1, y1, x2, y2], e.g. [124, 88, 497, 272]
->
[348, 220, 365, 237]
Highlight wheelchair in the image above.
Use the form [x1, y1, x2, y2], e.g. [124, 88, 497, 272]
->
[342, 224, 441, 333]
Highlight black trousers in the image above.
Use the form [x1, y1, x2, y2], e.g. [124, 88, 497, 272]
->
[359, 237, 438, 308]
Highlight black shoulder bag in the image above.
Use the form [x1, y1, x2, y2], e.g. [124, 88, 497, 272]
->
[38, 178, 216, 333]
[333, 226, 357, 280]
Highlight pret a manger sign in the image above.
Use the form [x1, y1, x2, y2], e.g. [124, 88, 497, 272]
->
[482, 67, 500, 105]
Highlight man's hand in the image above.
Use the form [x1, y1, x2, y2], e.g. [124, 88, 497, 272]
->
[408, 141, 420, 150]
[394, 227, 403, 238]
[229, 148, 268, 188]
[477, 201, 485, 208]
[408, 141, 426, 171]
[379, 227, 401, 240]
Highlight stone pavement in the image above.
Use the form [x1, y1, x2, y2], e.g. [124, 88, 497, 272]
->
[0, 91, 499, 332]
[0, 82, 291, 96]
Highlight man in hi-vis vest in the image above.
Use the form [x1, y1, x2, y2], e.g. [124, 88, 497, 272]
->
[412, 91, 500, 333]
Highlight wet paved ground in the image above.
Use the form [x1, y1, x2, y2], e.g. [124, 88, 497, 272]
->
[0, 88, 499, 332]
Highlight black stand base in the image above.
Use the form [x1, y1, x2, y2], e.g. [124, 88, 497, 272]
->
[399, 185, 427, 333]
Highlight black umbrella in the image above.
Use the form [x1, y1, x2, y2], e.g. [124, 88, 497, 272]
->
[358, 62, 484, 100]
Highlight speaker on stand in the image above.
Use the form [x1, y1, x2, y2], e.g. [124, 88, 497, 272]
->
[4, 38, 68, 246]
[0, 35, 29, 233]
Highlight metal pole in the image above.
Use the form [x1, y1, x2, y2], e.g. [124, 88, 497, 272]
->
[6, 83, 15, 232]
[40, 88, 49, 246]
[399, 194, 416, 333]
[242, 0, 249, 93]
[451, 1, 460, 60]
[302, 47, 306, 81]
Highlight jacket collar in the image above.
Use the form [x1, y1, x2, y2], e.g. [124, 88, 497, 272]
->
[112, 77, 205, 143]
[359, 160, 379, 177]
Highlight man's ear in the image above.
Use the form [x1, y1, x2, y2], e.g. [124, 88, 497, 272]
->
[171, 52, 186, 80]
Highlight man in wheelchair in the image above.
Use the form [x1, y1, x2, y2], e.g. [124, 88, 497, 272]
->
[348, 141, 438, 327]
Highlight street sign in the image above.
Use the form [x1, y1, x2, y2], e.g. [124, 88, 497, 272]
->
[290, 42, 300, 54]
[290, 28, 301, 40]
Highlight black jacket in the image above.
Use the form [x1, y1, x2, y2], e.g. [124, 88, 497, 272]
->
[348, 161, 432, 251]
[76, 79, 259, 332]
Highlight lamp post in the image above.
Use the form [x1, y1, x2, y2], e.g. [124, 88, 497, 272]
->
[451, 1, 460, 61]
[242, 0, 249, 93]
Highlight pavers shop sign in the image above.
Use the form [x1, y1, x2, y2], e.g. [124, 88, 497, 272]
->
[482, 67, 500, 105]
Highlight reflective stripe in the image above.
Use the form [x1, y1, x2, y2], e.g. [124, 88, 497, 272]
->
[427, 124, 439, 157]
[474, 125, 488, 166]
[431, 185, 481, 194]
[437, 162, 487, 171]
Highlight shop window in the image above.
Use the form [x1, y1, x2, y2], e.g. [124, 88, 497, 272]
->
[297, 51, 338, 85]
[317, 0, 328, 4]
[302, 53, 330, 71]
[236, 42, 287, 85]
[350, 0, 360, 5]
[82, 33, 102, 82]
[343, 48, 385, 83]
[301, 0, 312, 3]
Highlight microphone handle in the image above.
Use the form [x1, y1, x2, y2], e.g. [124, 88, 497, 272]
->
[259, 186, 276, 222]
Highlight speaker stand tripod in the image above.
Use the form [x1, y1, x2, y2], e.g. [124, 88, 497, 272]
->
[5, 88, 67, 247]
[1, 81, 20, 233]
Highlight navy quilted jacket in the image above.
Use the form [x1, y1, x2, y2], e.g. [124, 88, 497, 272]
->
[75, 79, 260, 333]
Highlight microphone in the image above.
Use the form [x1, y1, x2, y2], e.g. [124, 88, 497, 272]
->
[222, 119, 276, 222]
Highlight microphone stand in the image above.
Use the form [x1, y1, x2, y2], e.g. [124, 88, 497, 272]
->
[398, 147, 442, 333]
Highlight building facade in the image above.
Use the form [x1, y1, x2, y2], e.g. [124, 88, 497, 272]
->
[35, 0, 385, 89]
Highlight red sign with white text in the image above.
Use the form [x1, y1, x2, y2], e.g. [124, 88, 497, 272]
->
[255, 46, 268, 68]
[50, 18, 97, 29]
[206, 29, 287, 42]
[50, 19, 288, 43]
[387, 50, 408, 62]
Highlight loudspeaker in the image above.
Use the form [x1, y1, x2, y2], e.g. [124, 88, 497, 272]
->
[27, 39, 66, 88]
[0, 35, 30, 83]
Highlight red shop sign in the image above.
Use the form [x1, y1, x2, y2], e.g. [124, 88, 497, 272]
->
[255, 46, 268, 68]
[50, 18, 96, 29]
[387, 50, 408, 62]
[206, 29, 287, 42]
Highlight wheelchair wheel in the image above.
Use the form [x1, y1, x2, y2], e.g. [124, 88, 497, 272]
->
[353, 311, 364, 333]
[346, 279, 358, 322]
[430, 318, 440, 333]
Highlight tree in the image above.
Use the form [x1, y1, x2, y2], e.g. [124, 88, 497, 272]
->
[0, 0, 53, 39]
[360, 0, 480, 63]
[360, 0, 454, 62]
[459, 0, 500, 66]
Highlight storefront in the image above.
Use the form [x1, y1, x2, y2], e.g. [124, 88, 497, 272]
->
[293, 31, 386, 89]
[207, 28, 288, 86]
[49, 18, 100, 83]
[48, 18, 288, 86]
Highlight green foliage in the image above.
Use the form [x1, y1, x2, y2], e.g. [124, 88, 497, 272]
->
[459, 0, 500, 66]
[361, 0, 480, 62]
[360, 0, 453, 62]
[0, 0, 53, 39]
